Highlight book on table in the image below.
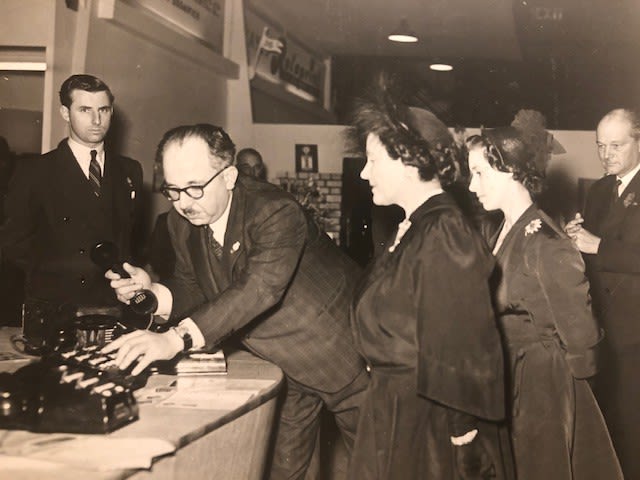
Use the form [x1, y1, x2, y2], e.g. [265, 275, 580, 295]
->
[152, 349, 227, 376]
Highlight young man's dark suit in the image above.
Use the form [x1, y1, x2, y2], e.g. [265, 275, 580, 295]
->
[582, 170, 640, 478]
[164, 174, 368, 479]
[0, 139, 143, 310]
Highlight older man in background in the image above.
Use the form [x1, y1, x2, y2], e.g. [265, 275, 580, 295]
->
[565, 108, 640, 479]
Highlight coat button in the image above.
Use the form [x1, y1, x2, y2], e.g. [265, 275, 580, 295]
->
[79, 248, 85, 255]
[80, 277, 86, 285]
[366, 365, 371, 373]
[63, 216, 70, 222]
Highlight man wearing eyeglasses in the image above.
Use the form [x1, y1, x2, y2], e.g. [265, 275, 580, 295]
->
[564, 108, 640, 479]
[0, 74, 143, 347]
[104, 124, 368, 479]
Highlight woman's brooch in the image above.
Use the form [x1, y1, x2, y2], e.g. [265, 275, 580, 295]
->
[524, 218, 542, 236]
[231, 241, 241, 253]
[623, 192, 638, 208]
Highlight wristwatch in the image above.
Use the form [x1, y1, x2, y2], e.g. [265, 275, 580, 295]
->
[172, 324, 193, 352]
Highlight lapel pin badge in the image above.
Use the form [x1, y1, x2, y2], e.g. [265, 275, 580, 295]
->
[231, 241, 240, 253]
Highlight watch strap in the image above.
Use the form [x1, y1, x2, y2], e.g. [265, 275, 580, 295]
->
[172, 325, 193, 352]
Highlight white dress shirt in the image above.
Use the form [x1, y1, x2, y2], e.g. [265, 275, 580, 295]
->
[617, 162, 640, 196]
[67, 138, 105, 178]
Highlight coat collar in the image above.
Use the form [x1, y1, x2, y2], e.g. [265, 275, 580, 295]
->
[618, 168, 640, 204]
[490, 203, 539, 257]
[354, 192, 455, 302]
[407, 191, 458, 224]
[187, 179, 248, 288]
[56, 139, 135, 237]
[188, 225, 222, 298]
[223, 178, 247, 275]
[603, 169, 640, 232]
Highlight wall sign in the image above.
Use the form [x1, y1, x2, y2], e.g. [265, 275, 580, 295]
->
[295, 144, 318, 173]
[245, 8, 325, 104]
[134, 0, 225, 53]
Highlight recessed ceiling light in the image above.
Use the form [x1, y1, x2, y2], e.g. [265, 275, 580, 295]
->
[388, 33, 418, 43]
[388, 19, 418, 43]
[430, 63, 453, 72]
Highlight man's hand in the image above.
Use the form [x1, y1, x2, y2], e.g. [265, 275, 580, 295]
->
[564, 213, 584, 236]
[101, 329, 181, 376]
[564, 213, 601, 254]
[105, 262, 152, 305]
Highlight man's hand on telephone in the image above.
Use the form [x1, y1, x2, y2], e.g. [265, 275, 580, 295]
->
[105, 262, 152, 305]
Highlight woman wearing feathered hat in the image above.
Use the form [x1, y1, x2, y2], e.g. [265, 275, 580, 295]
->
[466, 127, 622, 479]
[346, 79, 513, 479]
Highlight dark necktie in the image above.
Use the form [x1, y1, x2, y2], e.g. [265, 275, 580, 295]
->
[611, 178, 622, 208]
[206, 226, 224, 260]
[89, 149, 101, 197]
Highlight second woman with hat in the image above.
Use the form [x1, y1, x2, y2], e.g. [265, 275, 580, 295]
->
[466, 127, 622, 480]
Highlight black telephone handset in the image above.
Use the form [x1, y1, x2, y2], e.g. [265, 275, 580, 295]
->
[91, 242, 158, 329]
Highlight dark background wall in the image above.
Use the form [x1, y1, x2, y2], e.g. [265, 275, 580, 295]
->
[332, 0, 639, 130]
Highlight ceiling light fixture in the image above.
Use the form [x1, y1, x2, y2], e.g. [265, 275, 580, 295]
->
[429, 63, 453, 72]
[388, 19, 418, 43]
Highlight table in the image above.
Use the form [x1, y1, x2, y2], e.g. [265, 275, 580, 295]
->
[0, 327, 284, 479]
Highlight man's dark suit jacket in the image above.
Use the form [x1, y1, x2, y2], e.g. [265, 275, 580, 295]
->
[0, 139, 143, 307]
[583, 169, 640, 479]
[165, 175, 365, 393]
[583, 171, 640, 349]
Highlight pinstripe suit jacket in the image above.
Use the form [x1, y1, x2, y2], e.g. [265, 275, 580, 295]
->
[165, 175, 365, 393]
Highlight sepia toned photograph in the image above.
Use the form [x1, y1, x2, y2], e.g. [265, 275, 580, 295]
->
[0, 0, 637, 478]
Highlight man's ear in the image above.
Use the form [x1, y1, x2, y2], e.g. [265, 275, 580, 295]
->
[60, 105, 70, 122]
[223, 166, 239, 190]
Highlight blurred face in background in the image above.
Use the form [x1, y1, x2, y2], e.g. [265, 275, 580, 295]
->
[60, 90, 112, 147]
[361, 133, 406, 206]
[467, 146, 514, 212]
[596, 115, 640, 177]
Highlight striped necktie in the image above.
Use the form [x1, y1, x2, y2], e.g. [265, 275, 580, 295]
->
[89, 149, 101, 197]
[206, 226, 224, 260]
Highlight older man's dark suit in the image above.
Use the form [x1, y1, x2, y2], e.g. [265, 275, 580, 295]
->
[0, 139, 143, 309]
[165, 175, 367, 479]
[582, 171, 640, 479]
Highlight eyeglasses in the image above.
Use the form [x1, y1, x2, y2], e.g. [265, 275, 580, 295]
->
[161, 165, 230, 202]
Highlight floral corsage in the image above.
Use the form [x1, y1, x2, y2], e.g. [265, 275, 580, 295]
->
[623, 192, 638, 208]
[524, 218, 542, 236]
